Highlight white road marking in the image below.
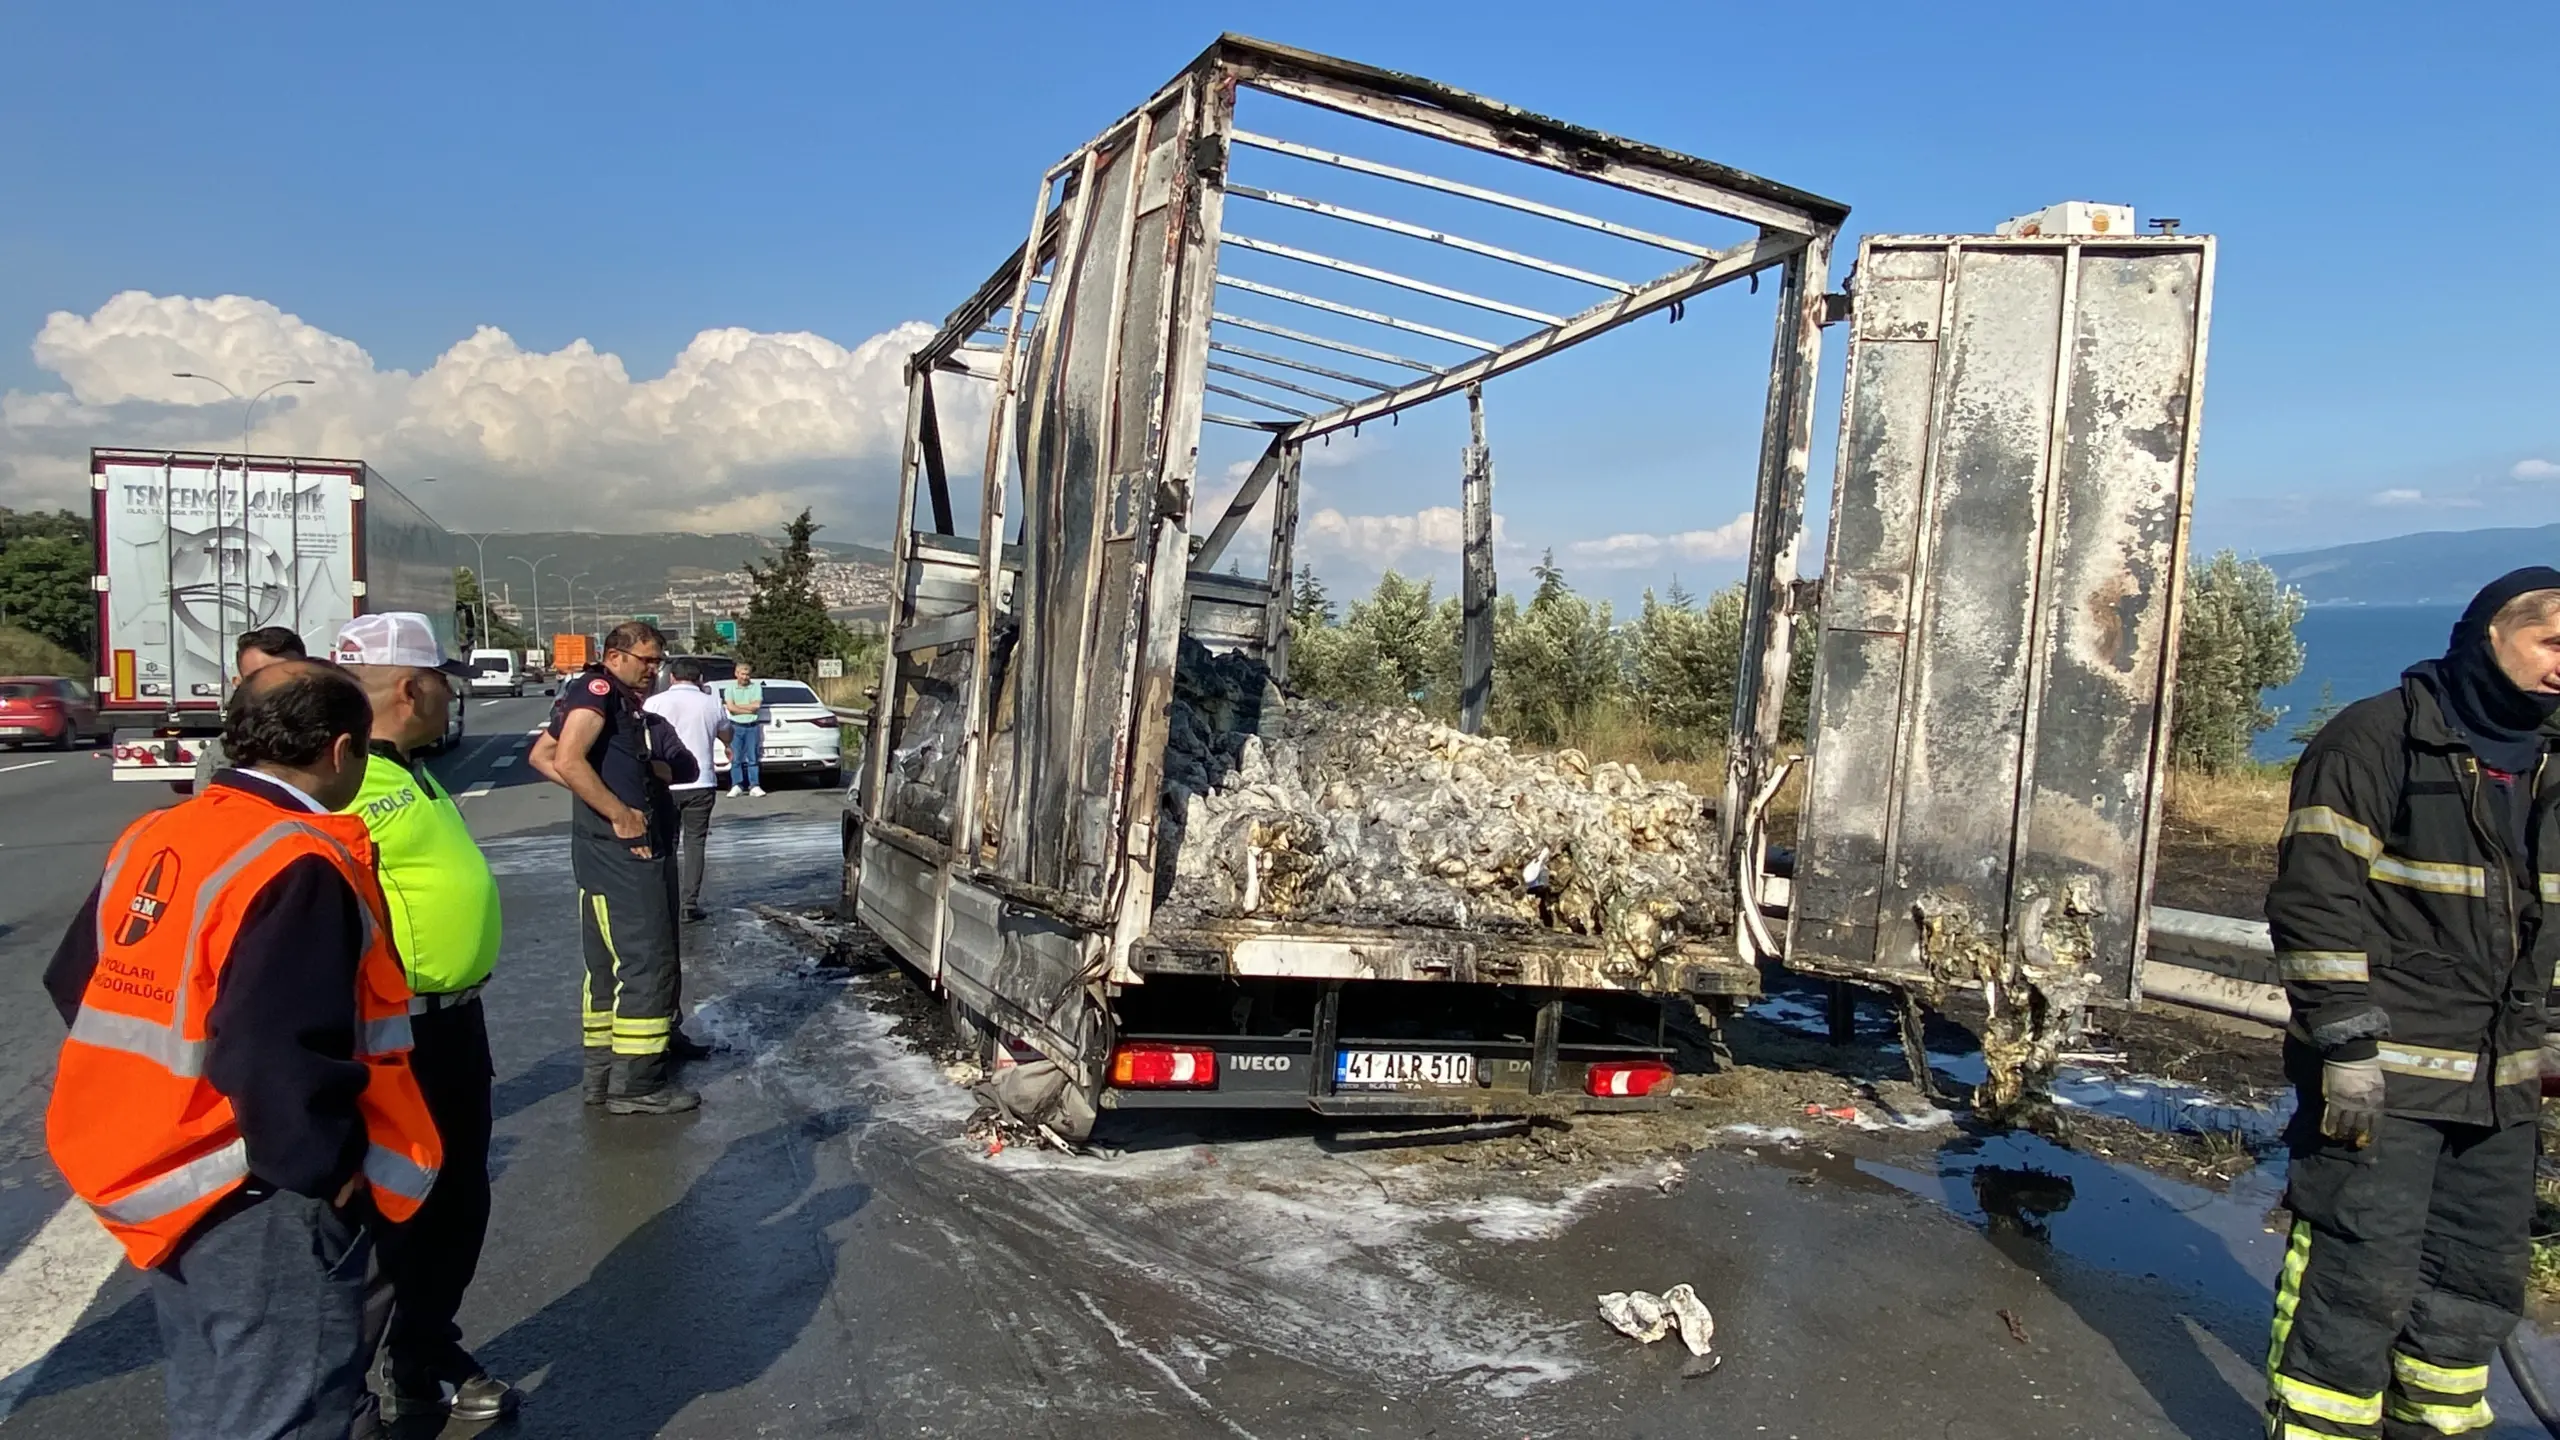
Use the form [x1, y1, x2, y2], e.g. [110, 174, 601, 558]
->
[462, 781, 494, 799]
[0, 760, 57, 775]
[0, 1198, 128, 1420]
[478, 700, 506, 709]
[493, 755, 517, 769]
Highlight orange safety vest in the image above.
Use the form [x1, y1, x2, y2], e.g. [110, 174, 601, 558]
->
[46, 783, 444, 1269]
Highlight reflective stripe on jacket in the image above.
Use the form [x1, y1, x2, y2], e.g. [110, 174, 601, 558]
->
[346, 747, 501, 994]
[2266, 674, 2558, 1127]
[45, 784, 444, 1268]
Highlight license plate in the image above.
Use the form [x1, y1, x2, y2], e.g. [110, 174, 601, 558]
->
[769, 747, 804, 759]
[1336, 1050, 1474, 1088]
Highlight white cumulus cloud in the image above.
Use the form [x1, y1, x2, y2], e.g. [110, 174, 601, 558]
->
[2371, 488, 2425, 506]
[2513, 458, 2560, 481]
[1301, 505, 1492, 568]
[1560, 511, 1755, 570]
[0, 291, 956, 534]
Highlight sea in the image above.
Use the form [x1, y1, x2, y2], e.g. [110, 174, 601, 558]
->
[2249, 604, 2459, 763]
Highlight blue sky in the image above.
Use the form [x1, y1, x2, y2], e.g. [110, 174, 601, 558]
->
[2, 1, 2553, 605]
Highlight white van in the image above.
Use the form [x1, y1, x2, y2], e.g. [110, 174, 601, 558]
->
[467, 649, 523, 698]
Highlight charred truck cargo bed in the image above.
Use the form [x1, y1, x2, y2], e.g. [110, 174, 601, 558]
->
[844, 33, 2212, 1135]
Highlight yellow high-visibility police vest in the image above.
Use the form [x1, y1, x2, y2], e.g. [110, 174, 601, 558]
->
[343, 748, 501, 994]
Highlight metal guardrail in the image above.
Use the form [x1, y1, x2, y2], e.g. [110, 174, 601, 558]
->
[2146, 905, 2286, 1026]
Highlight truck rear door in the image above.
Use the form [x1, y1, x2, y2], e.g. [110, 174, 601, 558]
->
[1788, 234, 2215, 1009]
[993, 86, 1215, 922]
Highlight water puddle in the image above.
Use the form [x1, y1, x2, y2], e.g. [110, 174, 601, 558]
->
[1863, 1130, 2286, 1308]
[1746, 988, 2294, 1145]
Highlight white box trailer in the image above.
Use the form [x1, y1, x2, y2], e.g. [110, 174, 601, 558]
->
[90, 448, 459, 782]
[847, 36, 2214, 1135]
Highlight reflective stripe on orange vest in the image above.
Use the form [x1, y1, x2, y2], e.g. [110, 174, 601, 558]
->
[48, 785, 444, 1268]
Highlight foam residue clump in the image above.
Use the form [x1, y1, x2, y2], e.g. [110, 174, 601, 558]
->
[1154, 639, 1733, 970]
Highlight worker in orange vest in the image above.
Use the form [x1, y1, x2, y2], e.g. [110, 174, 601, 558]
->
[44, 660, 443, 1440]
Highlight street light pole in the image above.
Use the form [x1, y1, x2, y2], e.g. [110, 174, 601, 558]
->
[507, 554, 556, 645]
[170, 371, 317, 676]
[463, 532, 497, 647]
[560, 572, 592, 643]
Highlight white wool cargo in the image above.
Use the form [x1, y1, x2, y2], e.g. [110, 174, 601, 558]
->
[1155, 645, 1735, 969]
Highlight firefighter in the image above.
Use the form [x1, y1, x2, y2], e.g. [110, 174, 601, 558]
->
[2265, 566, 2560, 1439]
[332, 614, 517, 1423]
[43, 660, 442, 1440]
[533, 621, 701, 1114]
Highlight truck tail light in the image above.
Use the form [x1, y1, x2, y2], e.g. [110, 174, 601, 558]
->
[1586, 1060, 1673, 1098]
[1109, 1044, 1217, 1089]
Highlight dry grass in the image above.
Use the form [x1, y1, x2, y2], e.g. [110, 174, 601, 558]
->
[2156, 765, 2290, 916]
[2535, 1176, 2560, 1297]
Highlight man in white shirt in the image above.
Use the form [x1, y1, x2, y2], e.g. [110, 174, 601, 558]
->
[642, 658, 731, 922]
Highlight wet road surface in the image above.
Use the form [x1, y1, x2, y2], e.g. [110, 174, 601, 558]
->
[3, 697, 2557, 1436]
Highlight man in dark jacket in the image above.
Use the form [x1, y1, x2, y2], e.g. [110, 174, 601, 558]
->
[2264, 566, 2560, 1439]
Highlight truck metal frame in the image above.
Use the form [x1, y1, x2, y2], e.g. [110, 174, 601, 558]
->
[848, 34, 2214, 1122]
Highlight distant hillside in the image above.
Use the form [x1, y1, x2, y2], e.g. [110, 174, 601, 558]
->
[458, 531, 892, 614]
[2264, 523, 2560, 606]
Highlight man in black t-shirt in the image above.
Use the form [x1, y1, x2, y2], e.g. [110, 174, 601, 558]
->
[531, 622, 699, 1115]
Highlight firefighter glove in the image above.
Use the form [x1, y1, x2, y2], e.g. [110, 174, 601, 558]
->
[2320, 1054, 2385, 1148]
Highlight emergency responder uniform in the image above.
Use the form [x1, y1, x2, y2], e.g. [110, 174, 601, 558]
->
[44, 772, 442, 1439]
[2265, 569, 2560, 1439]
[551, 664, 692, 1108]
[344, 737, 515, 1421]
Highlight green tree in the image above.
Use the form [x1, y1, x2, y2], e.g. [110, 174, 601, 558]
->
[0, 507, 89, 547]
[453, 568, 535, 651]
[2288, 680, 2342, 749]
[737, 509, 837, 681]
[2174, 550, 2306, 772]
[0, 531, 94, 657]
[1490, 555, 1619, 743]
[690, 620, 729, 653]
[1628, 581, 1743, 746]
[1290, 565, 1335, 629]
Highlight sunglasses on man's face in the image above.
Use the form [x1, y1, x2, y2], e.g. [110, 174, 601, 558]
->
[612, 650, 666, 667]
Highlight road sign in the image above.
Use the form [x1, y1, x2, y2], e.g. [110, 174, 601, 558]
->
[716, 619, 738, 642]
[816, 658, 844, 679]
[635, 613, 661, 625]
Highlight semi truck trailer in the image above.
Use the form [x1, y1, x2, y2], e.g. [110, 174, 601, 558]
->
[91, 448, 460, 784]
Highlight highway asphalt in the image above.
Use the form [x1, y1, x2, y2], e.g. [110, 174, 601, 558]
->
[1, 695, 2554, 1436]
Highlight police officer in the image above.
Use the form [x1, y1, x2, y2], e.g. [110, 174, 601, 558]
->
[331, 613, 517, 1423]
[534, 621, 700, 1114]
[2265, 567, 2560, 1438]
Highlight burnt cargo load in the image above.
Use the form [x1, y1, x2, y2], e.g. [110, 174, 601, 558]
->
[1153, 640, 1736, 969]
[844, 35, 2211, 1134]
[92, 448, 458, 782]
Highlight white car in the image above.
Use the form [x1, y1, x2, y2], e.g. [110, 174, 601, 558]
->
[467, 649, 524, 698]
[713, 679, 841, 787]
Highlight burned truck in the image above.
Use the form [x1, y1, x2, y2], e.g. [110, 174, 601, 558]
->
[842, 35, 2214, 1135]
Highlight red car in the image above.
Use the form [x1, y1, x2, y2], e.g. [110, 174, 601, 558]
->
[0, 676, 108, 750]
